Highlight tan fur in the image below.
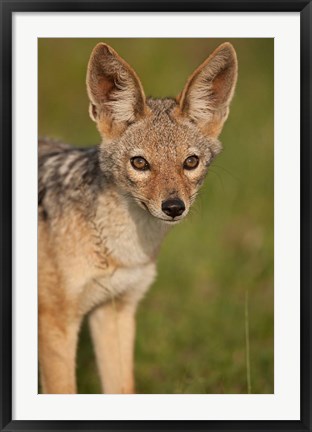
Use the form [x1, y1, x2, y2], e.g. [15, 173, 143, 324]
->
[38, 42, 237, 394]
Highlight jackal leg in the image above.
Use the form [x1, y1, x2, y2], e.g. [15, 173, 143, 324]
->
[38, 220, 83, 394]
[89, 300, 137, 394]
[39, 305, 81, 394]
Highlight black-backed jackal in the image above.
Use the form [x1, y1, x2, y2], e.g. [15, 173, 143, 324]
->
[38, 42, 238, 394]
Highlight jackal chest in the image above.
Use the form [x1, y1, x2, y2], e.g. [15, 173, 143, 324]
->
[52, 194, 167, 313]
[75, 217, 160, 313]
[78, 262, 157, 314]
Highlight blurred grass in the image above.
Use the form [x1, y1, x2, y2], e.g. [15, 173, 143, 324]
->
[39, 38, 274, 394]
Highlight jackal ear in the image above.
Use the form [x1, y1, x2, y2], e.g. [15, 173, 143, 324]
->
[178, 43, 238, 138]
[86, 43, 147, 138]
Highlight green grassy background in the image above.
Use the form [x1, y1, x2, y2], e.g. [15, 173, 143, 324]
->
[39, 38, 274, 394]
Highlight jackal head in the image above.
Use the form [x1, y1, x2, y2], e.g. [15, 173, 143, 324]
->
[86, 42, 237, 224]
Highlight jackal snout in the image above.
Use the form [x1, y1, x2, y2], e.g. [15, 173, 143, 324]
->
[161, 198, 186, 219]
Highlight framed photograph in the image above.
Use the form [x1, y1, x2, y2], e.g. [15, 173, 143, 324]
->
[1, 1, 311, 431]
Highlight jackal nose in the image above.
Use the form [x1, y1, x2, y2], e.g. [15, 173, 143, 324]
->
[161, 198, 185, 218]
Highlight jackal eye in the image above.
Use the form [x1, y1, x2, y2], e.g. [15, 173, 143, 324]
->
[131, 156, 150, 171]
[183, 155, 199, 170]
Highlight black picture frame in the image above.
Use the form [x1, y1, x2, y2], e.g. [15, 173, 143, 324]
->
[1, 1, 311, 431]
